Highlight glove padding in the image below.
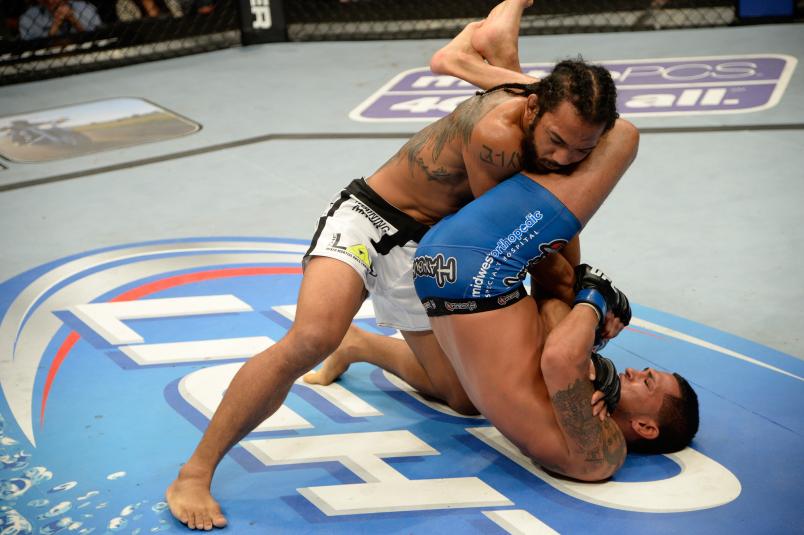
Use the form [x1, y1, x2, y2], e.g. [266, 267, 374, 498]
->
[591, 352, 621, 414]
[573, 264, 632, 327]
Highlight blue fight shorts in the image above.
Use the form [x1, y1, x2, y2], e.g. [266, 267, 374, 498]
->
[413, 173, 581, 316]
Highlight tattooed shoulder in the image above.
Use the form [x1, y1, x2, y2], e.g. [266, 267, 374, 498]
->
[394, 92, 514, 185]
[480, 144, 523, 170]
[398, 115, 466, 185]
[551, 378, 626, 476]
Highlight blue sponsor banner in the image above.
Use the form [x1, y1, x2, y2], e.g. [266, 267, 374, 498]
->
[350, 54, 797, 122]
[0, 237, 802, 533]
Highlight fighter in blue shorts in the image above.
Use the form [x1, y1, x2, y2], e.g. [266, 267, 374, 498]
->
[414, 172, 581, 316]
[407, 151, 698, 480]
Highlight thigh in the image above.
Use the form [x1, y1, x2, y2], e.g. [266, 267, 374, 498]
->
[372, 241, 432, 332]
[400, 329, 474, 412]
[429, 297, 544, 408]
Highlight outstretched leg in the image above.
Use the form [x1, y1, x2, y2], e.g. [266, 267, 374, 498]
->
[166, 257, 366, 530]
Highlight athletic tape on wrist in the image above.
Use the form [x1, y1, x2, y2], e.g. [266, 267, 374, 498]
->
[574, 288, 608, 326]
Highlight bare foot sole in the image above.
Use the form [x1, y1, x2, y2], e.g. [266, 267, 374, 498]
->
[166, 473, 227, 531]
[471, 0, 533, 72]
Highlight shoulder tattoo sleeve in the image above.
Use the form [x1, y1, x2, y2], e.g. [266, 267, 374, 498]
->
[551, 378, 626, 475]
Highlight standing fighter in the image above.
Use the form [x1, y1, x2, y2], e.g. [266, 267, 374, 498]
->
[167, 0, 634, 529]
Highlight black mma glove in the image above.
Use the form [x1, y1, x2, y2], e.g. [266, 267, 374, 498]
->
[573, 263, 632, 327]
[591, 352, 621, 414]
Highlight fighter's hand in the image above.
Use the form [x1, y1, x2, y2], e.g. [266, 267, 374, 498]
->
[589, 352, 621, 415]
[591, 390, 609, 420]
[588, 361, 609, 421]
[573, 263, 632, 349]
[600, 310, 627, 341]
[573, 263, 632, 327]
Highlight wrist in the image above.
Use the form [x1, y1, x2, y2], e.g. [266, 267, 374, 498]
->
[574, 288, 608, 327]
[574, 302, 601, 323]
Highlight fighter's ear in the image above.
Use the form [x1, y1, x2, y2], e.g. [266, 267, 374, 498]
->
[527, 93, 539, 113]
[631, 417, 659, 440]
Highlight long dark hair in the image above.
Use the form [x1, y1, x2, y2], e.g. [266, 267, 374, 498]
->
[480, 57, 619, 132]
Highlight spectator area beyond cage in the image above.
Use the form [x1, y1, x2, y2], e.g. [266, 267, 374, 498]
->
[0, 0, 800, 86]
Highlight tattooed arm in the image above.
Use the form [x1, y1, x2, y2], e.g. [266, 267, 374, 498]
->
[462, 114, 525, 198]
[540, 304, 627, 481]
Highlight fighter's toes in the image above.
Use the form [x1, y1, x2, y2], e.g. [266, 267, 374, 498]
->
[167, 500, 188, 526]
[302, 370, 322, 384]
[166, 469, 225, 529]
[186, 512, 196, 530]
[212, 508, 228, 528]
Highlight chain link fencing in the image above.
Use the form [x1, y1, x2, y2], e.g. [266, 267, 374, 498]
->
[1, 1, 800, 86]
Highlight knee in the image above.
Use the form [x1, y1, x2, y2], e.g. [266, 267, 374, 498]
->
[286, 324, 344, 363]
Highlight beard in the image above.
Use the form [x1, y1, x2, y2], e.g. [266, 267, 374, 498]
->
[521, 116, 579, 176]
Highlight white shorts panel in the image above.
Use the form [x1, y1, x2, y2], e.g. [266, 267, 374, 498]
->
[304, 179, 432, 332]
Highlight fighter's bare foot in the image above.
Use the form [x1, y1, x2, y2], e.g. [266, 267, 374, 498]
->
[302, 354, 351, 386]
[470, 0, 533, 72]
[303, 324, 365, 385]
[166, 465, 227, 531]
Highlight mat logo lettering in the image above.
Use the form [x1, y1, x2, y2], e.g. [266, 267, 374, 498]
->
[3, 238, 801, 533]
[350, 54, 797, 121]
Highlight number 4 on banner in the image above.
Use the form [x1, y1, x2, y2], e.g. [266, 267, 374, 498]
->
[390, 96, 471, 114]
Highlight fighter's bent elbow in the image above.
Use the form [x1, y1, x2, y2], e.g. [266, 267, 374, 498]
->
[613, 118, 640, 159]
[525, 452, 613, 483]
[564, 465, 617, 482]
[534, 447, 622, 482]
[540, 334, 577, 378]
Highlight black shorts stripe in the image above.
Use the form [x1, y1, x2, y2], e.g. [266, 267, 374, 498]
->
[345, 179, 430, 256]
[306, 178, 430, 259]
[305, 186, 353, 259]
[420, 285, 528, 317]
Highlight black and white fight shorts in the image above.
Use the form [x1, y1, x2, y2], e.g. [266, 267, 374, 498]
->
[304, 178, 431, 331]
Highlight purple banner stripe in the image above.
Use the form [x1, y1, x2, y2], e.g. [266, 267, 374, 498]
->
[354, 55, 795, 120]
[388, 57, 788, 92]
